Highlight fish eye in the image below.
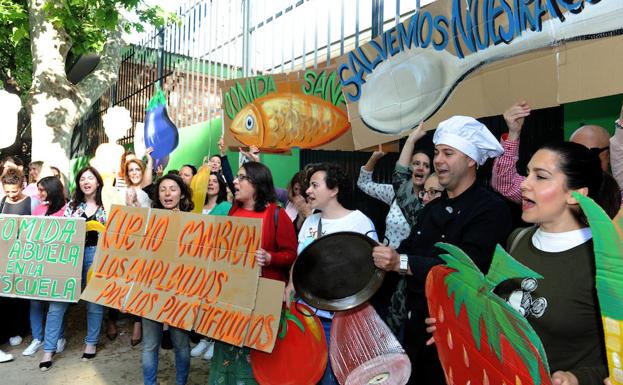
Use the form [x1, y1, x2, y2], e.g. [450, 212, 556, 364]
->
[245, 115, 254, 131]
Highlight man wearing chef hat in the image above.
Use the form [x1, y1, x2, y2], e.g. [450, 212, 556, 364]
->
[373, 116, 513, 385]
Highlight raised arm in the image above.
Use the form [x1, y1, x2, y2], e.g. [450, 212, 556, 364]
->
[357, 145, 395, 205]
[141, 147, 154, 188]
[491, 101, 531, 204]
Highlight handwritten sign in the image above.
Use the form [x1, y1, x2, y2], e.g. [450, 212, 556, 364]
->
[0, 215, 86, 302]
[80, 205, 284, 353]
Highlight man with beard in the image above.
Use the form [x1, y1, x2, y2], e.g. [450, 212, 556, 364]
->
[372, 116, 512, 385]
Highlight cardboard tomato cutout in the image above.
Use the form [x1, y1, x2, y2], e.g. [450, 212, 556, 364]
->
[426, 243, 552, 385]
[575, 193, 623, 385]
[251, 303, 327, 385]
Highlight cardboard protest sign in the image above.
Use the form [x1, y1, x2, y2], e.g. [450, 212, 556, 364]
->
[80, 205, 284, 353]
[425, 243, 552, 385]
[222, 67, 356, 152]
[0, 215, 86, 302]
[575, 193, 623, 385]
[337, 0, 623, 149]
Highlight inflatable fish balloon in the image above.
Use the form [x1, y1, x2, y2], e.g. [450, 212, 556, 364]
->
[144, 88, 179, 168]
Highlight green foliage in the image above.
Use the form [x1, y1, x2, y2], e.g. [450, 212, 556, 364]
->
[0, 0, 174, 95]
[42, 0, 170, 55]
[0, 0, 31, 93]
[436, 242, 551, 385]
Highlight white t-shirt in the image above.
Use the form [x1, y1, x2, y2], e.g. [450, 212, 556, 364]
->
[296, 210, 377, 318]
[297, 210, 378, 255]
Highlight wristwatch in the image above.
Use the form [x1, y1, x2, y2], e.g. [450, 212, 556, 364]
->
[399, 254, 409, 275]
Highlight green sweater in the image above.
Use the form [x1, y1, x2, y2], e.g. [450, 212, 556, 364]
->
[203, 201, 232, 216]
[496, 227, 607, 385]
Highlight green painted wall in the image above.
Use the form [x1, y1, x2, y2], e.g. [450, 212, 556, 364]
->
[563, 94, 622, 140]
[225, 148, 300, 189]
[165, 118, 222, 172]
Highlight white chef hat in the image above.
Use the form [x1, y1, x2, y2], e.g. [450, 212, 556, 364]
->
[433, 116, 504, 165]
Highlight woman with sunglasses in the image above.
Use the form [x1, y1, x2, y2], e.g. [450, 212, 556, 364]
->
[208, 161, 297, 385]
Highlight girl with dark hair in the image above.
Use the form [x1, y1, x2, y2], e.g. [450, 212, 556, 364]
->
[33, 176, 66, 216]
[209, 161, 297, 385]
[142, 174, 193, 385]
[285, 170, 312, 235]
[22, 176, 68, 359]
[202, 173, 231, 215]
[499, 141, 617, 385]
[178, 164, 197, 186]
[150, 174, 194, 211]
[41, 166, 107, 369]
[191, 173, 232, 360]
[286, 162, 377, 385]
[1, 168, 36, 215]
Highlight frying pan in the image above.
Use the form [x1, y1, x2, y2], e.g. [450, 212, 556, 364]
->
[292, 231, 385, 311]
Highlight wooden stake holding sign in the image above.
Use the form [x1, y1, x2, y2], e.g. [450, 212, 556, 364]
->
[0, 215, 86, 302]
[80, 205, 284, 353]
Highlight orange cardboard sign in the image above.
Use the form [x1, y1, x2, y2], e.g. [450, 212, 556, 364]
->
[80, 205, 284, 353]
[0, 215, 86, 302]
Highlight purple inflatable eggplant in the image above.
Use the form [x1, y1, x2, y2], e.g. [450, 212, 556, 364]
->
[144, 88, 179, 168]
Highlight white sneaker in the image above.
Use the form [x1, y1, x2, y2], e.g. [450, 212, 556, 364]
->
[9, 335, 22, 346]
[0, 350, 13, 363]
[22, 339, 43, 356]
[190, 339, 209, 357]
[56, 338, 66, 353]
[202, 341, 214, 360]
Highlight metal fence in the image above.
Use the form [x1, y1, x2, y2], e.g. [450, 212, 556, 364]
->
[72, 0, 434, 157]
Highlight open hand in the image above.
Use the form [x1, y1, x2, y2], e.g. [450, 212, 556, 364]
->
[407, 121, 426, 143]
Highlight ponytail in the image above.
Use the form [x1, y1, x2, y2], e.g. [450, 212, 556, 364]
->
[540, 142, 620, 224]
[594, 172, 621, 221]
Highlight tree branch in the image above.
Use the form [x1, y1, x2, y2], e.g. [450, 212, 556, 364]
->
[75, 22, 127, 117]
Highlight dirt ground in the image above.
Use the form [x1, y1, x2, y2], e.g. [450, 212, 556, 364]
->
[1, 303, 210, 385]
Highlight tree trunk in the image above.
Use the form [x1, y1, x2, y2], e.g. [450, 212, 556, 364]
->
[26, 0, 125, 180]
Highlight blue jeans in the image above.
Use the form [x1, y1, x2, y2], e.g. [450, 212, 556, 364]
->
[82, 246, 104, 346]
[319, 317, 338, 385]
[142, 318, 190, 385]
[42, 301, 69, 352]
[31, 300, 66, 342]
